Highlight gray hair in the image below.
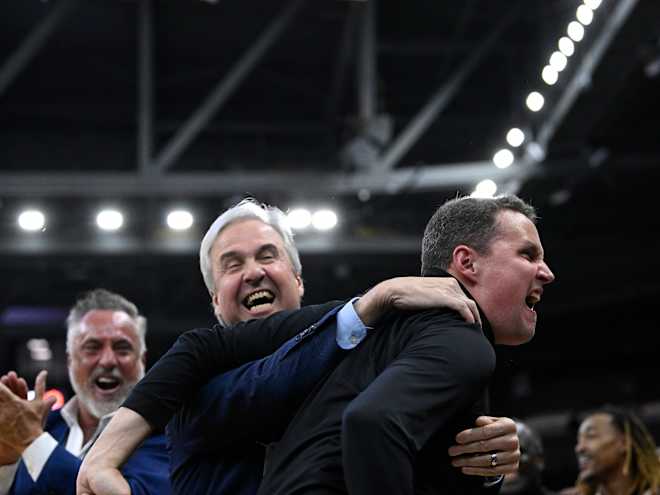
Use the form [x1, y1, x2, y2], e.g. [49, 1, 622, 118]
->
[199, 198, 302, 295]
[66, 289, 147, 355]
[421, 195, 537, 275]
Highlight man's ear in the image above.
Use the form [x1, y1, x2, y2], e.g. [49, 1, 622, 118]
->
[296, 274, 305, 300]
[451, 245, 479, 284]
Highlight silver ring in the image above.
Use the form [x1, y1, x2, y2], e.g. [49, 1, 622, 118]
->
[490, 453, 498, 467]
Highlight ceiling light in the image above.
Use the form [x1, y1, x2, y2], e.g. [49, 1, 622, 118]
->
[311, 210, 338, 231]
[583, 0, 602, 10]
[558, 37, 575, 57]
[166, 210, 194, 231]
[287, 208, 312, 230]
[567, 21, 585, 42]
[542, 65, 559, 85]
[549, 51, 568, 72]
[493, 149, 514, 169]
[18, 210, 45, 231]
[471, 179, 498, 198]
[506, 128, 525, 148]
[576, 4, 594, 25]
[526, 91, 545, 112]
[96, 209, 123, 231]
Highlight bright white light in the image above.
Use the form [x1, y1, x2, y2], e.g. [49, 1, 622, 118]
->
[558, 37, 575, 57]
[471, 179, 498, 198]
[493, 149, 514, 169]
[287, 208, 312, 230]
[583, 0, 602, 10]
[526, 91, 545, 112]
[506, 128, 525, 148]
[311, 209, 338, 231]
[549, 51, 568, 72]
[167, 210, 194, 231]
[568, 21, 585, 42]
[96, 209, 123, 231]
[542, 65, 559, 85]
[18, 210, 45, 231]
[576, 4, 594, 25]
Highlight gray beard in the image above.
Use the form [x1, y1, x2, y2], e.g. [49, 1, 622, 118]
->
[68, 363, 144, 419]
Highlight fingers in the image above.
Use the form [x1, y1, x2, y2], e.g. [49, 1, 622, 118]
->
[34, 370, 48, 400]
[451, 450, 520, 476]
[453, 416, 516, 445]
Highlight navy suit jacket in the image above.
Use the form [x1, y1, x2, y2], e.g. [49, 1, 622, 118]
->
[10, 408, 171, 495]
[166, 304, 346, 495]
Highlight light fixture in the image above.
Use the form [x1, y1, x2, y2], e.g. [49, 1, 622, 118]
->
[18, 210, 45, 231]
[166, 210, 194, 231]
[506, 128, 525, 148]
[567, 21, 585, 42]
[576, 4, 594, 25]
[542, 65, 559, 85]
[493, 149, 514, 169]
[583, 0, 602, 10]
[549, 51, 568, 72]
[311, 209, 338, 231]
[287, 208, 312, 230]
[96, 209, 123, 231]
[558, 36, 575, 57]
[526, 91, 545, 112]
[471, 179, 498, 198]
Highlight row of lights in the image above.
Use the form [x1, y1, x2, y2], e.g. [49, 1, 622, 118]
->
[473, 0, 603, 198]
[16, 207, 339, 233]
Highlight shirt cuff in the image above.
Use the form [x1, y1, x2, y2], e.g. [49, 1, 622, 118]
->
[336, 297, 370, 350]
[0, 462, 19, 495]
[22, 432, 59, 482]
[483, 474, 504, 487]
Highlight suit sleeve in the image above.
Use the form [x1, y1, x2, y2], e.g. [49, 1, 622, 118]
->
[122, 434, 171, 495]
[341, 313, 496, 495]
[168, 317, 348, 457]
[9, 444, 81, 495]
[124, 301, 342, 431]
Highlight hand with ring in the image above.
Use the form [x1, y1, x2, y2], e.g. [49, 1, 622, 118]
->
[448, 416, 520, 476]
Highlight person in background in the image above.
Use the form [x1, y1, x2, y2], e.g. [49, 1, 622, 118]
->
[0, 289, 170, 495]
[501, 419, 556, 495]
[560, 406, 660, 495]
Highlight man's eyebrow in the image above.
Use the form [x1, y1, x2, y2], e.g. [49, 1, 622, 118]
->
[219, 250, 242, 263]
[521, 241, 543, 257]
[257, 244, 279, 254]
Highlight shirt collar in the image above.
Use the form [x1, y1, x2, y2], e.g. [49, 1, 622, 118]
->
[422, 267, 494, 344]
[60, 396, 118, 457]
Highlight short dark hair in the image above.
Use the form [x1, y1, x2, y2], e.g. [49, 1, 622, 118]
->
[66, 288, 146, 354]
[421, 195, 537, 275]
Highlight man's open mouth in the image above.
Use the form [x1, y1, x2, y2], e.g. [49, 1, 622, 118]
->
[525, 293, 540, 311]
[243, 290, 275, 310]
[94, 376, 121, 392]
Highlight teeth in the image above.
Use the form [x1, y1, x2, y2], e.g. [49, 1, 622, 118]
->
[97, 377, 116, 383]
[244, 290, 275, 309]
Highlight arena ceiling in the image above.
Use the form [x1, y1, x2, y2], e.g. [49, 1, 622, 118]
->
[1, 2, 659, 479]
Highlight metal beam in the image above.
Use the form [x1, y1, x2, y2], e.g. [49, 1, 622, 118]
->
[535, 0, 638, 154]
[374, 13, 512, 172]
[357, 0, 377, 123]
[325, 3, 360, 120]
[153, 0, 304, 172]
[0, 234, 422, 257]
[0, 160, 517, 197]
[137, 0, 155, 174]
[0, 0, 79, 98]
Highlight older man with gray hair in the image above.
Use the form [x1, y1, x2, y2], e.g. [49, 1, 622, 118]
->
[0, 289, 170, 495]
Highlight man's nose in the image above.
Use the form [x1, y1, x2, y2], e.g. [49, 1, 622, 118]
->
[98, 345, 118, 369]
[243, 259, 266, 285]
[538, 261, 555, 284]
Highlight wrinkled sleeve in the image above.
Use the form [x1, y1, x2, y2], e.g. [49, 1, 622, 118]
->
[124, 301, 342, 431]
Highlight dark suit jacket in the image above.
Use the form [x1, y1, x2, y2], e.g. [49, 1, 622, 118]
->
[165, 304, 347, 495]
[9, 408, 170, 495]
[258, 285, 497, 495]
